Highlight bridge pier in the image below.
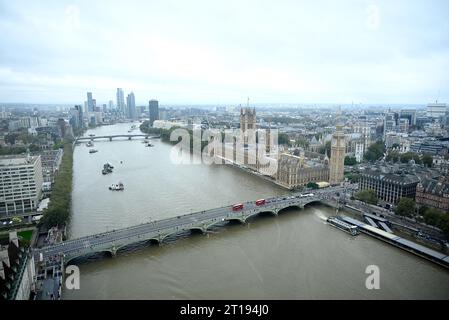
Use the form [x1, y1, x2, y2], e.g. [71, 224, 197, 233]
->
[109, 137, 112, 141]
[128, 137, 131, 140]
[110, 246, 118, 257]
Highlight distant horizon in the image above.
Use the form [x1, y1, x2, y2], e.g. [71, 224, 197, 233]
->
[0, 100, 428, 110]
[0, 99, 428, 107]
[1, 1, 448, 105]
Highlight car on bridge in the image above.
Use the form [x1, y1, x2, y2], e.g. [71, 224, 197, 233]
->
[255, 199, 266, 206]
[232, 203, 244, 211]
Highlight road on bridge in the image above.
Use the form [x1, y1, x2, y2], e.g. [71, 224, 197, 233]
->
[34, 185, 356, 264]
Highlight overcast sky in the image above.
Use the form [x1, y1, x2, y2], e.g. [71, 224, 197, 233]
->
[0, 0, 448, 105]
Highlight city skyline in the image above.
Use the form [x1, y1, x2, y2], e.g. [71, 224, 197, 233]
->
[0, 0, 448, 105]
[2, 0, 449, 304]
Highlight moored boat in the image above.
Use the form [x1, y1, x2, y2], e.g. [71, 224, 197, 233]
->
[327, 216, 359, 236]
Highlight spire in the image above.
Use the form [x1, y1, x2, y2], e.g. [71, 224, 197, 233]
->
[336, 106, 343, 132]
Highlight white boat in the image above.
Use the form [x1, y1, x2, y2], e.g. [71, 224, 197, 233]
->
[109, 182, 124, 191]
[327, 216, 359, 236]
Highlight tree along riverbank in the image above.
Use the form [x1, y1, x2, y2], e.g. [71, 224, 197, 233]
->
[39, 138, 73, 232]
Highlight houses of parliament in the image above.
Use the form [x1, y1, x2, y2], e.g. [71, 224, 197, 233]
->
[213, 105, 346, 190]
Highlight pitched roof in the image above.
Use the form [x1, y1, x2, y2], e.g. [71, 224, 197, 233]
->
[419, 178, 449, 196]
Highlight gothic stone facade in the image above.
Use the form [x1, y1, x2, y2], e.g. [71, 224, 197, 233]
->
[277, 153, 329, 189]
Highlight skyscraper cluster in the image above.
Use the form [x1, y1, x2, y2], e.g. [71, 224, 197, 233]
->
[80, 89, 159, 123]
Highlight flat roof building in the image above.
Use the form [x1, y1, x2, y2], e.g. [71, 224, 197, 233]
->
[427, 102, 447, 119]
[0, 155, 43, 216]
[358, 165, 420, 204]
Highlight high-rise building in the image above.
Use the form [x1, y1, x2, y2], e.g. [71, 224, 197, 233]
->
[86, 92, 93, 112]
[400, 109, 417, 126]
[398, 118, 409, 133]
[69, 107, 80, 129]
[159, 107, 168, 120]
[383, 112, 397, 140]
[0, 155, 44, 215]
[126, 92, 136, 120]
[116, 88, 125, 116]
[74, 105, 84, 128]
[329, 122, 346, 185]
[108, 100, 114, 111]
[0, 106, 7, 119]
[427, 102, 447, 119]
[149, 100, 159, 126]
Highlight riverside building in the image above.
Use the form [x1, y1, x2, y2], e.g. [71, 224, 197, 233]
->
[0, 155, 43, 215]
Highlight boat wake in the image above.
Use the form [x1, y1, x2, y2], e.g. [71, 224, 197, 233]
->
[313, 209, 328, 222]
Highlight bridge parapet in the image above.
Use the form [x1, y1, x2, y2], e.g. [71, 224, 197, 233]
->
[75, 134, 160, 142]
[34, 186, 351, 264]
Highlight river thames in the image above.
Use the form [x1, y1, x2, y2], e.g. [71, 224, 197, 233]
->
[64, 123, 449, 299]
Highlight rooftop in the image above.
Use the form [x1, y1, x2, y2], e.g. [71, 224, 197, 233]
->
[0, 155, 39, 167]
[359, 166, 420, 184]
[418, 177, 449, 196]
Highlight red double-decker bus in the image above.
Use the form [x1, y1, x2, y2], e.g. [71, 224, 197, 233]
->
[255, 199, 266, 206]
[232, 203, 244, 211]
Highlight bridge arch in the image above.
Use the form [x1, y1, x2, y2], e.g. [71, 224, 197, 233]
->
[189, 227, 206, 234]
[224, 217, 246, 224]
[114, 237, 161, 254]
[301, 199, 323, 208]
[158, 226, 206, 243]
[277, 204, 303, 214]
[204, 218, 229, 230]
[244, 210, 277, 222]
[64, 249, 115, 265]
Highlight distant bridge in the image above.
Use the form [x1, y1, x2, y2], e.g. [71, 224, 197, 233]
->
[75, 134, 160, 142]
[33, 185, 356, 265]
